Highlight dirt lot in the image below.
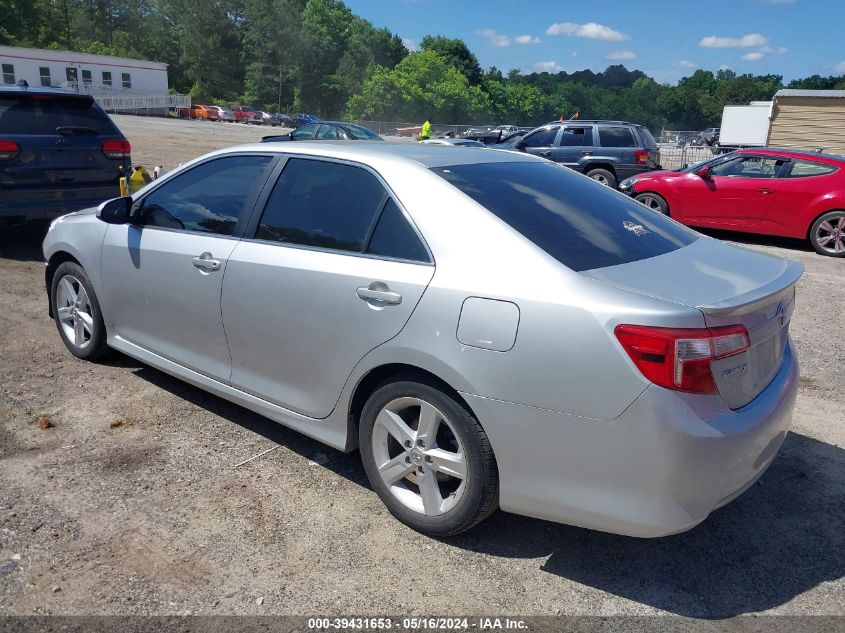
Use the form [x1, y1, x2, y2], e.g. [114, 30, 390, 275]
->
[0, 115, 844, 619]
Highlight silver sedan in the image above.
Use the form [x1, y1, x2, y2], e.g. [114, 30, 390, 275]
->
[43, 142, 801, 537]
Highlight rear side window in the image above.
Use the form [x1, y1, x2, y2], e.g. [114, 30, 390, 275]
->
[787, 160, 838, 178]
[637, 126, 658, 148]
[367, 199, 429, 262]
[256, 158, 386, 253]
[136, 155, 274, 236]
[432, 162, 697, 271]
[560, 127, 593, 147]
[598, 127, 637, 148]
[522, 127, 558, 148]
[0, 95, 118, 135]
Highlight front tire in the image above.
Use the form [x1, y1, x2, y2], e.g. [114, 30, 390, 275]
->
[585, 168, 617, 188]
[809, 211, 845, 257]
[635, 192, 670, 216]
[51, 262, 109, 360]
[359, 378, 498, 536]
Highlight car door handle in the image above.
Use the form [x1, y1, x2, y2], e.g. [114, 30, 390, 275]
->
[356, 285, 402, 305]
[192, 252, 221, 271]
[538, 150, 551, 157]
[581, 151, 593, 156]
[758, 188, 774, 194]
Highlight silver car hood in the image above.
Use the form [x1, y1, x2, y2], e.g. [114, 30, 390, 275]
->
[581, 236, 803, 316]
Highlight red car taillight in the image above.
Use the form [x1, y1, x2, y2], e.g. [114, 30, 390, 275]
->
[614, 324, 750, 394]
[0, 140, 20, 160]
[634, 149, 649, 165]
[102, 139, 131, 159]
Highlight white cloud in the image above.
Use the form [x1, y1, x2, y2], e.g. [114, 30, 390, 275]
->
[678, 60, 697, 69]
[741, 52, 765, 61]
[757, 45, 788, 54]
[835, 61, 845, 73]
[534, 60, 564, 73]
[546, 22, 628, 41]
[606, 50, 636, 60]
[401, 37, 418, 52]
[720, 64, 734, 71]
[476, 29, 510, 48]
[514, 34, 541, 45]
[699, 33, 768, 48]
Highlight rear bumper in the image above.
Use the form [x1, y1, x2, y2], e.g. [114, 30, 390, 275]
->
[0, 189, 117, 225]
[463, 339, 798, 538]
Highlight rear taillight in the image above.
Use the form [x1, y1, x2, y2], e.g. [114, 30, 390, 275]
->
[102, 139, 131, 159]
[615, 324, 750, 394]
[634, 149, 649, 165]
[0, 140, 20, 160]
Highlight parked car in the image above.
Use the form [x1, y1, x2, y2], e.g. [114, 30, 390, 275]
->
[254, 110, 278, 126]
[190, 104, 220, 121]
[494, 119, 661, 188]
[230, 106, 262, 124]
[420, 138, 487, 147]
[294, 113, 319, 127]
[207, 106, 235, 122]
[44, 143, 800, 538]
[620, 148, 845, 257]
[262, 121, 383, 142]
[272, 113, 296, 127]
[699, 127, 720, 146]
[0, 84, 130, 227]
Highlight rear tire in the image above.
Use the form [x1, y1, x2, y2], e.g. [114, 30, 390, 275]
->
[635, 192, 670, 216]
[586, 168, 617, 188]
[359, 378, 498, 536]
[809, 210, 845, 257]
[51, 262, 110, 361]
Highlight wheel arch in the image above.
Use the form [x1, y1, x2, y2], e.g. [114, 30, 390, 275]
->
[634, 190, 671, 216]
[806, 207, 845, 241]
[346, 363, 479, 451]
[583, 162, 617, 177]
[45, 251, 83, 318]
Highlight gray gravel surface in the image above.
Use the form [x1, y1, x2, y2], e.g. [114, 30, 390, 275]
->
[0, 116, 843, 619]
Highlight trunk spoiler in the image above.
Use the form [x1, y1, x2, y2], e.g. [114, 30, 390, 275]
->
[696, 258, 803, 317]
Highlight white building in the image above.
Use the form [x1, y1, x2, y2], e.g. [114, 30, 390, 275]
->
[0, 45, 188, 112]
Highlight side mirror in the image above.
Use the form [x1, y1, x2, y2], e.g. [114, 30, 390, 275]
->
[695, 165, 711, 178]
[96, 196, 132, 224]
[515, 139, 525, 150]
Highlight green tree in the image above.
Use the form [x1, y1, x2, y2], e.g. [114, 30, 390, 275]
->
[420, 35, 483, 85]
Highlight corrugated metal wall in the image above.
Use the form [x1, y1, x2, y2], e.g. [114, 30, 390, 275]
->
[768, 97, 845, 154]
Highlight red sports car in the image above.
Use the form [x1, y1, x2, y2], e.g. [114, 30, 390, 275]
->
[619, 148, 845, 257]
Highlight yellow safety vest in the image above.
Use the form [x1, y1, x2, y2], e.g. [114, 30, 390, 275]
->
[421, 121, 432, 139]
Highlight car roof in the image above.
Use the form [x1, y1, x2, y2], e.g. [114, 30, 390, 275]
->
[217, 140, 540, 169]
[544, 120, 639, 126]
[0, 85, 87, 97]
[738, 147, 845, 163]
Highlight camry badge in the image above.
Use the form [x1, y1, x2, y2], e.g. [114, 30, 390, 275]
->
[623, 220, 650, 236]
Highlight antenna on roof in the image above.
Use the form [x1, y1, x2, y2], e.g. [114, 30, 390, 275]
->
[17, 79, 29, 89]
[813, 147, 824, 153]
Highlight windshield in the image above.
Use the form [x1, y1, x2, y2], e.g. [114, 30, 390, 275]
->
[0, 94, 118, 135]
[432, 161, 697, 272]
[679, 152, 737, 173]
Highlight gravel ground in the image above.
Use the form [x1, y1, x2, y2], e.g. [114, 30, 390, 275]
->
[0, 116, 843, 619]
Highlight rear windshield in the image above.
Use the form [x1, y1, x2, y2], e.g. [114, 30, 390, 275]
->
[637, 126, 657, 148]
[432, 161, 697, 271]
[0, 94, 118, 135]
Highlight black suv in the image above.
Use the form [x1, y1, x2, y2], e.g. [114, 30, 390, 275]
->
[495, 120, 660, 188]
[0, 84, 130, 227]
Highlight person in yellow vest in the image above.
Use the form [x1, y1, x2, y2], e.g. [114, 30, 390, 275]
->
[419, 117, 432, 141]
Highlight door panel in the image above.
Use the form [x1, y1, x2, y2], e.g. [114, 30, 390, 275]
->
[552, 125, 594, 168]
[520, 126, 560, 160]
[222, 243, 434, 417]
[101, 227, 237, 381]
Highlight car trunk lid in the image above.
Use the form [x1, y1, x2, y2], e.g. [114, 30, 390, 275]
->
[583, 236, 802, 408]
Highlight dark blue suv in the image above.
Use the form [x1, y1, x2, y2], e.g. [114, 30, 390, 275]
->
[0, 84, 130, 226]
[494, 120, 660, 189]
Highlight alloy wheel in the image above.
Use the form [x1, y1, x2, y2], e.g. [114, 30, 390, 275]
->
[55, 274, 94, 350]
[637, 194, 666, 214]
[815, 213, 845, 254]
[371, 397, 467, 516]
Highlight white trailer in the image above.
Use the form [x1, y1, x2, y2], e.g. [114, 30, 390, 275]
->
[717, 102, 773, 152]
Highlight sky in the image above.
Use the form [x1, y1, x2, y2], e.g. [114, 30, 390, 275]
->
[344, 0, 845, 84]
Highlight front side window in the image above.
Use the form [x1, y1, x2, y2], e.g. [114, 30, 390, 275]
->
[709, 156, 786, 178]
[560, 126, 593, 147]
[255, 158, 386, 253]
[786, 159, 838, 178]
[598, 127, 637, 148]
[291, 124, 317, 140]
[121, 73, 131, 89]
[522, 127, 559, 148]
[136, 155, 274, 235]
[433, 161, 697, 272]
[2, 64, 15, 85]
[39, 67, 51, 87]
[102, 71, 112, 86]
